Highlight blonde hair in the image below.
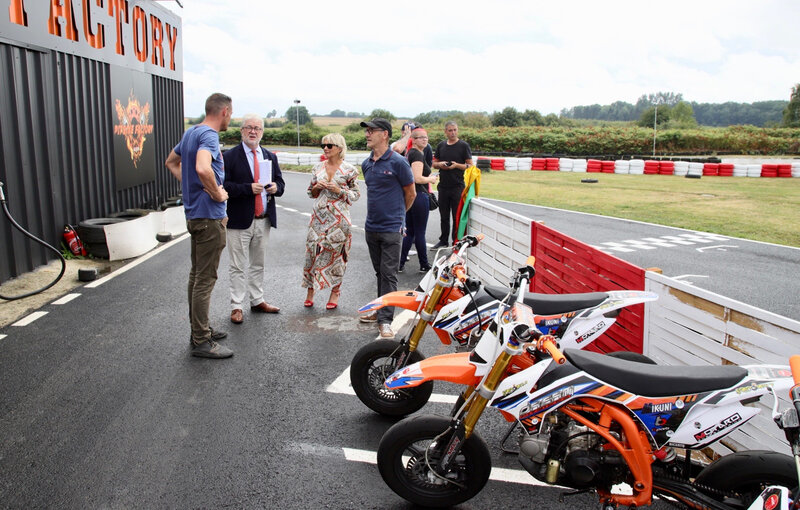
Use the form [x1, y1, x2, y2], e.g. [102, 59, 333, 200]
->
[322, 132, 347, 159]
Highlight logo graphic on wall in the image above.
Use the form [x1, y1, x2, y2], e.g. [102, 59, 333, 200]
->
[114, 92, 153, 168]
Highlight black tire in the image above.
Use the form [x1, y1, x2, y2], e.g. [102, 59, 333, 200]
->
[694, 450, 796, 508]
[350, 340, 433, 417]
[77, 218, 126, 244]
[378, 415, 491, 508]
[581, 178, 599, 183]
[108, 209, 150, 220]
[83, 241, 109, 259]
[78, 268, 97, 282]
[156, 232, 173, 243]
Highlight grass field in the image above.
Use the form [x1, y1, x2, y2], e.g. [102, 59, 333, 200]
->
[284, 164, 800, 248]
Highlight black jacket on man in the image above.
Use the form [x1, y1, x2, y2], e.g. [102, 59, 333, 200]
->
[223, 143, 285, 229]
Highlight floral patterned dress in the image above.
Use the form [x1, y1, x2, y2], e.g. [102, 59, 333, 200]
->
[301, 161, 361, 291]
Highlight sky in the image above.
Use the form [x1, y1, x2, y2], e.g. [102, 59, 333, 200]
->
[162, 0, 800, 119]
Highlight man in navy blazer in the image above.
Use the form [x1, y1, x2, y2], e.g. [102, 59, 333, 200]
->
[223, 114, 285, 324]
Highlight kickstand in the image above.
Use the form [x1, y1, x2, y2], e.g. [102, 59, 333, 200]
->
[500, 421, 520, 454]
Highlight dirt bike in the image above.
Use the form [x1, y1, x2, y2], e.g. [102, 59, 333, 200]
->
[744, 357, 800, 510]
[352, 235, 657, 417]
[377, 258, 798, 509]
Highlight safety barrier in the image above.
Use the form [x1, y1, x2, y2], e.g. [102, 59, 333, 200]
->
[464, 197, 800, 455]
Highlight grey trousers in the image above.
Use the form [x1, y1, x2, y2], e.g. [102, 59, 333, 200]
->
[187, 218, 226, 344]
[365, 230, 402, 325]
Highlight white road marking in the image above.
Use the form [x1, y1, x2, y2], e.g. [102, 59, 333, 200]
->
[0, 334, 6, 341]
[52, 293, 81, 305]
[593, 242, 637, 253]
[281, 207, 298, 212]
[696, 245, 738, 252]
[12, 311, 48, 326]
[342, 447, 543, 486]
[85, 233, 189, 288]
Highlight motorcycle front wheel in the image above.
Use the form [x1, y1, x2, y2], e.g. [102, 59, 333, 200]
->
[377, 415, 491, 508]
[693, 450, 796, 509]
[350, 340, 434, 417]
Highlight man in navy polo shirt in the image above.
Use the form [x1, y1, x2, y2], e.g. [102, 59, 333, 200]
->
[359, 118, 416, 338]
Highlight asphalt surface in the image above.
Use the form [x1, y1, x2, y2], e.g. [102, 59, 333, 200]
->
[2, 170, 792, 508]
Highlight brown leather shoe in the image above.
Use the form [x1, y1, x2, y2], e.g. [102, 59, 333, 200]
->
[251, 302, 280, 313]
[230, 309, 243, 323]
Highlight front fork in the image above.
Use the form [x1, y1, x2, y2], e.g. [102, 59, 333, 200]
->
[436, 340, 522, 473]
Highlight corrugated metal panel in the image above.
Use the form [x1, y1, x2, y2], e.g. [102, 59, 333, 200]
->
[0, 41, 183, 283]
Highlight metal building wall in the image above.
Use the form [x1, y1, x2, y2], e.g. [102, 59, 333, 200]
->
[0, 41, 183, 284]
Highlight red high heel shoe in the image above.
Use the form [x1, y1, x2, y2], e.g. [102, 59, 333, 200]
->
[304, 290, 314, 308]
[326, 286, 341, 310]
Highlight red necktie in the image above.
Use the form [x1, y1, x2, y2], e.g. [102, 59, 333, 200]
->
[252, 148, 264, 217]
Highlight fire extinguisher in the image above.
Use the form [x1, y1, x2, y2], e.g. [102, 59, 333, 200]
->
[63, 224, 87, 256]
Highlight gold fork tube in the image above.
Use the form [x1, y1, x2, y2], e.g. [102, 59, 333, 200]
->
[406, 284, 446, 352]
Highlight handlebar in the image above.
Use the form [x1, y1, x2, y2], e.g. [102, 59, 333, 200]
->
[538, 335, 566, 365]
[453, 265, 468, 283]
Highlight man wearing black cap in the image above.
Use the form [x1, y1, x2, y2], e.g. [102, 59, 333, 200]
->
[358, 118, 416, 338]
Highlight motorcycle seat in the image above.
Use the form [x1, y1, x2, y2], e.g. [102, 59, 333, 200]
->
[483, 285, 608, 316]
[563, 349, 747, 397]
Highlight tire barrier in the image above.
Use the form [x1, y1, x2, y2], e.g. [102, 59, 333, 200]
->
[273, 151, 800, 180]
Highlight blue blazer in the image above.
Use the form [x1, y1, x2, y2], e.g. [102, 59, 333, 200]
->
[223, 143, 285, 229]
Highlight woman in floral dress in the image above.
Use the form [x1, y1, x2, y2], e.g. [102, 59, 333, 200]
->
[302, 133, 360, 309]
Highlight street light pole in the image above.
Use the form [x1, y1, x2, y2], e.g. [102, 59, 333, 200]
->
[652, 100, 660, 157]
[293, 99, 301, 148]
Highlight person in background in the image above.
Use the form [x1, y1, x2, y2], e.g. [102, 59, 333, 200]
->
[302, 133, 360, 310]
[432, 121, 472, 248]
[392, 121, 433, 166]
[358, 118, 416, 339]
[400, 127, 438, 273]
[223, 113, 285, 325]
[165, 92, 232, 359]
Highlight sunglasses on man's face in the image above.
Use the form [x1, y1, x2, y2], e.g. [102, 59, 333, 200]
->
[320, 143, 338, 149]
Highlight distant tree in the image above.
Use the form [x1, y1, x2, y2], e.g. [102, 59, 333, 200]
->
[637, 105, 671, 127]
[783, 84, 800, 127]
[285, 105, 312, 125]
[461, 112, 491, 128]
[346, 111, 363, 118]
[636, 92, 684, 109]
[520, 109, 544, 126]
[543, 113, 560, 126]
[266, 109, 277, 118]
[186, 115, 204, 125]
[329, 109, 346, 117]
[668, 101, 698, 128]
[492, 106, 520, 127]
[368, 109, 396, 121]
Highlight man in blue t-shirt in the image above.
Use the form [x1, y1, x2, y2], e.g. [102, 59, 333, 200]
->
[165, 92, 233, 359]
[359, 118, 416, 338]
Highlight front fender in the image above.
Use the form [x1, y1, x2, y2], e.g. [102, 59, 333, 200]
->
[384, 352, 479, 390]
[358, 290, 424, 314]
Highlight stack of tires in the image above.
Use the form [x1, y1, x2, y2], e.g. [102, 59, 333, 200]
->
[747, 164, 762, 177]
[777, 164, 792, 178]
[761, 164, 778, 178]
[531, 158, 546, 170]
[614, 160, 630, 174]
[717, 163, 734, 177]
[658, 161, 675, 175]
[503, 157, 519, 171]
[703, 163, 719, 176]
[558, 158, 574, 172]
[517, 157, 532, 171]
[76, 217, 126, 258]
[732, 164, 748, 177]
[587, 159, 602, 173]
[687, 163, 703, 178]
[490, 158, 505, 171]
[572, 159, 588, 173]
[792, 162, 800, 178]
[545, 158, 559, 171]
[643, 160, 659, 175]
[475, 157, 491, 171]
[601, 161, 615, 173]
[629, 159, 645, 175]
[673, 161, 689, 176]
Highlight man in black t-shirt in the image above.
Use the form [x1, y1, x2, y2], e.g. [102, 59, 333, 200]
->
[432, 121, 472, 248]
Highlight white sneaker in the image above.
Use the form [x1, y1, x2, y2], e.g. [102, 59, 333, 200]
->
[379, 323, 394, 338]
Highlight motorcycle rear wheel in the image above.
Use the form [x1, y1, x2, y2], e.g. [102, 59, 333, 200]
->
[350, 340, 434, 417]
[377, 415, 491, 508]
[694, 450, 796, 509]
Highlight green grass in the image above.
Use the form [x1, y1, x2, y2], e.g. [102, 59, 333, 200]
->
[282, 165, 800, 248]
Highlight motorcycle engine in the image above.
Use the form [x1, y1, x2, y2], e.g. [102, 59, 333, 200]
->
[519, 415, 627, 489]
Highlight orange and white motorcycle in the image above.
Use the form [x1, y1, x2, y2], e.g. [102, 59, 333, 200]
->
[352, 236, 657, 417]
[377, 259, 798, 509]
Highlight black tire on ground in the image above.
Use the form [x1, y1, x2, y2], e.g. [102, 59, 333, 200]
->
[78, 268, 97, 282]
[350, 340, 433, 417]
[377, 415, 491, 508]
[156, 232, 173, 243]
[694, 450, 797, 508]
[77, 218, 126, 244]
[685, 174, 701, 179]
[83, 241, 109, 259]
[581, 178, 599, 183]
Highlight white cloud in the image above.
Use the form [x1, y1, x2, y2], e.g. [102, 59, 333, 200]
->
[170, 0, 800, 117]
